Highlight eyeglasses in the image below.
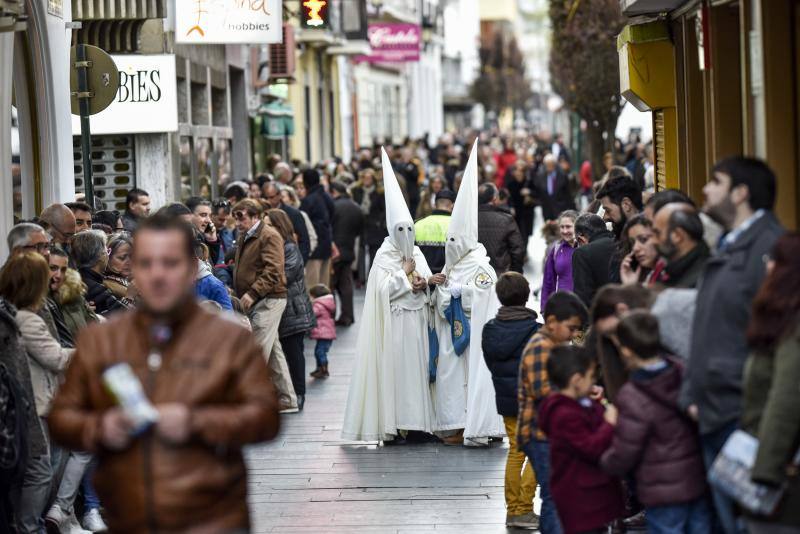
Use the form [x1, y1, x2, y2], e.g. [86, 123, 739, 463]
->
[212, 199, 231, 209]
[233, 211, 247, 220]
[23, 242, 50, 253]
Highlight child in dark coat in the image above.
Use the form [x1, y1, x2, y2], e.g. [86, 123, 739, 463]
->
[600, 311, 710, 533]
[538, 345, 624, 534]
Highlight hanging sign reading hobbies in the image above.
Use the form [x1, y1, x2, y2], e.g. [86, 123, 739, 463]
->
[355, 23, 421, 63]
[175, 0, 281, 43]
[71, 55, 178, 135]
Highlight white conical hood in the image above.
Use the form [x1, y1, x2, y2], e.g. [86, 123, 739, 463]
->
[445, 139, 479, 268]
[381, 147, 415, 259]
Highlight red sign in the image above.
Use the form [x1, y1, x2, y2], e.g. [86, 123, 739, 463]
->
[355, 23, 421, 63]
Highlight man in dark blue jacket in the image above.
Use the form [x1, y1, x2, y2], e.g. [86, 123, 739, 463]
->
[301, 169, 335, 288]
[481, 272, 540, 530]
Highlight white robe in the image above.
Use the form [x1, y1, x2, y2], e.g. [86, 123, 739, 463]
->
[432, 244, 504, 438]
[342, 239, 435, 441]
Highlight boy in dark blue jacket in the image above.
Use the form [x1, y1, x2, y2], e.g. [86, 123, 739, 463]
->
[482, 272, 540, 529]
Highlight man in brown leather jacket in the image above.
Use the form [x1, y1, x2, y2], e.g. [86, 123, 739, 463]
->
[48, 214, 280, 533]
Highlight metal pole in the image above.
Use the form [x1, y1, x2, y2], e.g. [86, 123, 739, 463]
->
[76, 44, 95, 211]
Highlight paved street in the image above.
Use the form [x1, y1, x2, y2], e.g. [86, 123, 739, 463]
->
[247, 290, 515, 533]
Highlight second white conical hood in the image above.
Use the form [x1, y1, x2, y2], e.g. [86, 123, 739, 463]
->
[445, 139, 479, 269]
[381, 147, 415, 259]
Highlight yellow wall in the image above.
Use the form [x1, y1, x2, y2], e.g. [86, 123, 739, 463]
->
[479, 0, 517, 22]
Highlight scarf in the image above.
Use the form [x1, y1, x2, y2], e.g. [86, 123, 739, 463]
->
[360, 184, 375, 215]
[495, 305, 538, 322]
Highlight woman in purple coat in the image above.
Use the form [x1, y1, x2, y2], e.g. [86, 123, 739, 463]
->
[540, 210, 578, 311]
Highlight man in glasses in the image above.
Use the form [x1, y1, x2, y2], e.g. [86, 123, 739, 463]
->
[263, 182, 311, 262]
[39, 203, 77, 253]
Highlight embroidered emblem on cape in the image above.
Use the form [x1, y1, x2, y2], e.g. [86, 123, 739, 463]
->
[475, 272, 493, 289]
[453, 320, 464, 338]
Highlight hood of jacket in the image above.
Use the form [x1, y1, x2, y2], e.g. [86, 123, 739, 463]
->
[482, 314, 539, 363]
[196, 259, 213, 281]
[315, 294, 336, 314]
[630, 357, 684, 410]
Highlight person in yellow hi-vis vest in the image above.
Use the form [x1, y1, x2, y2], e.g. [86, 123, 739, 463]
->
[413, 189, 455, 275]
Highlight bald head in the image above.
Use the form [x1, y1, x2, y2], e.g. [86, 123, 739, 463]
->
[39, 204, 76, 245]
[653, 202, 704, 261]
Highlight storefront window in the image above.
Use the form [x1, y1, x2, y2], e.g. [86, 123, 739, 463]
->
[216, 138, 231, 194]
[195, 138, 212, 199]
[179, 136, 192, 200]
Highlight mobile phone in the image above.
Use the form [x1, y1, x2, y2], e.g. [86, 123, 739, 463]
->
[629, 256, 639, 272]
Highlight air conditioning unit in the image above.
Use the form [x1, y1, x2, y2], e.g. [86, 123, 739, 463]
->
[268, 24, 296, 82]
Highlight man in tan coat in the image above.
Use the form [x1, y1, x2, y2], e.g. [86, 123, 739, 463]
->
[48, 214, 280, 532]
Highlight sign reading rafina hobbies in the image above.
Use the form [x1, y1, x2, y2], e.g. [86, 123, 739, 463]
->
[355, 23, 421, 63]
[175, 0, 281, 43]
[71, 55, 178, 135]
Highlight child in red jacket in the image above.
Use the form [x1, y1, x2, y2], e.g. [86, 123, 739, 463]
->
[538, 345, 624, 534]
[309, 284, 336, 378]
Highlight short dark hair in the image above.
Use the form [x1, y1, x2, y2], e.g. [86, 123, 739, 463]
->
[547, 345, 594, 390]
[668, 209, 704, 243]
[590, 284, 654, 323]
[712, 156, 776, 211]
[159, 202, 192, 218]
[70, 231, 107, 269]
[223, 184, 247, 202]
[596, 175, 643, 210]
[233, 199, 263, 218]
[185, 196, 211, 214]
[495, 272, 530, 307]
[478, 183, 498, 205]
[133, 213, 196, 260]
[303, 168, 321, 188]
[211, 199, 231, 214]
[125, 188, 149, 209]
[646, 188, 695, 215]
[66, 201, 93, 214]
[616, 311, 661, 359]
[309, 284, 331, 298]
[543, 291, 588, 325]
[92, 210, 121, 229]
[330, 181, 348, 197]
[574, 213, 607, 240]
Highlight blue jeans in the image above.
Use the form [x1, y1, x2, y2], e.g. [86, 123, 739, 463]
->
[315, 339, 333, 367]
[700, 420, 742, 534]
[646, 497, 712, 534]
[82, 459, 101, 510]
[522, 439, 563, 534]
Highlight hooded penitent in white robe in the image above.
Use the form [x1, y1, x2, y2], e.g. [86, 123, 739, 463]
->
[342, 149, 436, 441]
[432, 141, 505, 440]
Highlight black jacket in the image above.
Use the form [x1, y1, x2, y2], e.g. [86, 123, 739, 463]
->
[79, 268, 126, 317]
[121, 211, 140, 233]
[684, 211, 784, 434]
[278, 242, 315, 338]
[532, 168, 575, 221]
[300, 185, 335, 260]
[477, 204, 525, 274]
[481, 309, 540, 416]
[663, 242, 710, 289]
[280, 203, 311, 263]
[572, 231, 616, 307]
[350, 186, 387, 249]
[332, 196, 364, 264]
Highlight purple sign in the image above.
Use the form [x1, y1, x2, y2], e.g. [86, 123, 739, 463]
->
[356, 23, 420, 63]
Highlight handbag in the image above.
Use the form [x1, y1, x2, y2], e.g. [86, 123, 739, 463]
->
[708, 429, 800, 516]
[443, 296, 470, 356]
[428, 326, 438, 384]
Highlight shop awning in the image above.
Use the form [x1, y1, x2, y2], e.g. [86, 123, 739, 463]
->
[258, 100, 295, 140]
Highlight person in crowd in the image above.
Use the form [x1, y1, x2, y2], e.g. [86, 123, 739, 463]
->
[683, 156, 784, 533]
[417, 175, 447, 219]
[231, 198, 298, 413]
[414, 190, 454, 275]
[71, 230, 129, 316]
[572, 213, 616, 307]
[532, 154, 576, 222]
[618, 214, 659, 286]
[103, 232, 135, 303]
[477, 183, 525, 275]
[396, 147, 421, 217]
[186, 196, 222, 263]
[541, 210, 578, 310]
[159, 202, 194, 223]
[47, 214, 280, 532]
[741, 232, 800, 533]
[273, 162, 293, 185]
[309, 284, 336, 379]
[432, 143, 501, 446]
[350, 168, 387, 277]
[518, 291, 588, 534]
[538, 345, 623, 534]
[494, 138, 517, 189]
[595, 173, 643, 241]
[211, 199, 236, 262]
[66, 202, 93, 234]
[601, 311, 710, 533]
[342, 148, 441, 442]
[194, 238, 232, 311]
[223, 183, 247, 205]
[92, 210, 124, 235]
[506, 160, 536, 250]
[49, 248, 95, 338]
[121, 188, 150, 232]
[330, 182, 364, 326]
[268, 209, 314, 410]
[652, 203, 710, 288]
[301, 169, 336, 288]
[248, 180, 263, 200]
[645, 189, 724, 254]
[481, 273, 540, 530]
[281, 186, 318, 254]
[39, 203, 77, 252]
[264, 182, 311, 262]
[0, 251, 74, 534]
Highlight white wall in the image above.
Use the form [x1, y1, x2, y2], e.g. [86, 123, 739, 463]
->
[408, 42, 444, 143]
[443, 0, 480, 85]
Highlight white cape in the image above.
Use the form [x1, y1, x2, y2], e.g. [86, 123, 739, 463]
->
[342, 239, 434, 441]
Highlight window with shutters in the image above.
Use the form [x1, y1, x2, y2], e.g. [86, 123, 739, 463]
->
[73, 135, 135, 211]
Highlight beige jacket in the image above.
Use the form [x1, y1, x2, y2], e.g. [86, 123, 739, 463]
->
[16, 309, 74, 416]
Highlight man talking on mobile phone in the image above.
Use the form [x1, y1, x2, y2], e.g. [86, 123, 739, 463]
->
[48, 214, 280, 532]
[186, 196, 222, 262]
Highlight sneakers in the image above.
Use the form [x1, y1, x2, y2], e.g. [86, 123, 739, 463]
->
[310, 364, 329, 379]
[45, 504, 69, 528]
[82, 509, 108, 532]
[506, 511, 540, 529]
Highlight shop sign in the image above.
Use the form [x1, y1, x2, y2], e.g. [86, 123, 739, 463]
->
[175, 0, 281, 44]
[355, 23, 420, 63]
[71, 55, 178, 135]
[301, 0, 329, 29]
